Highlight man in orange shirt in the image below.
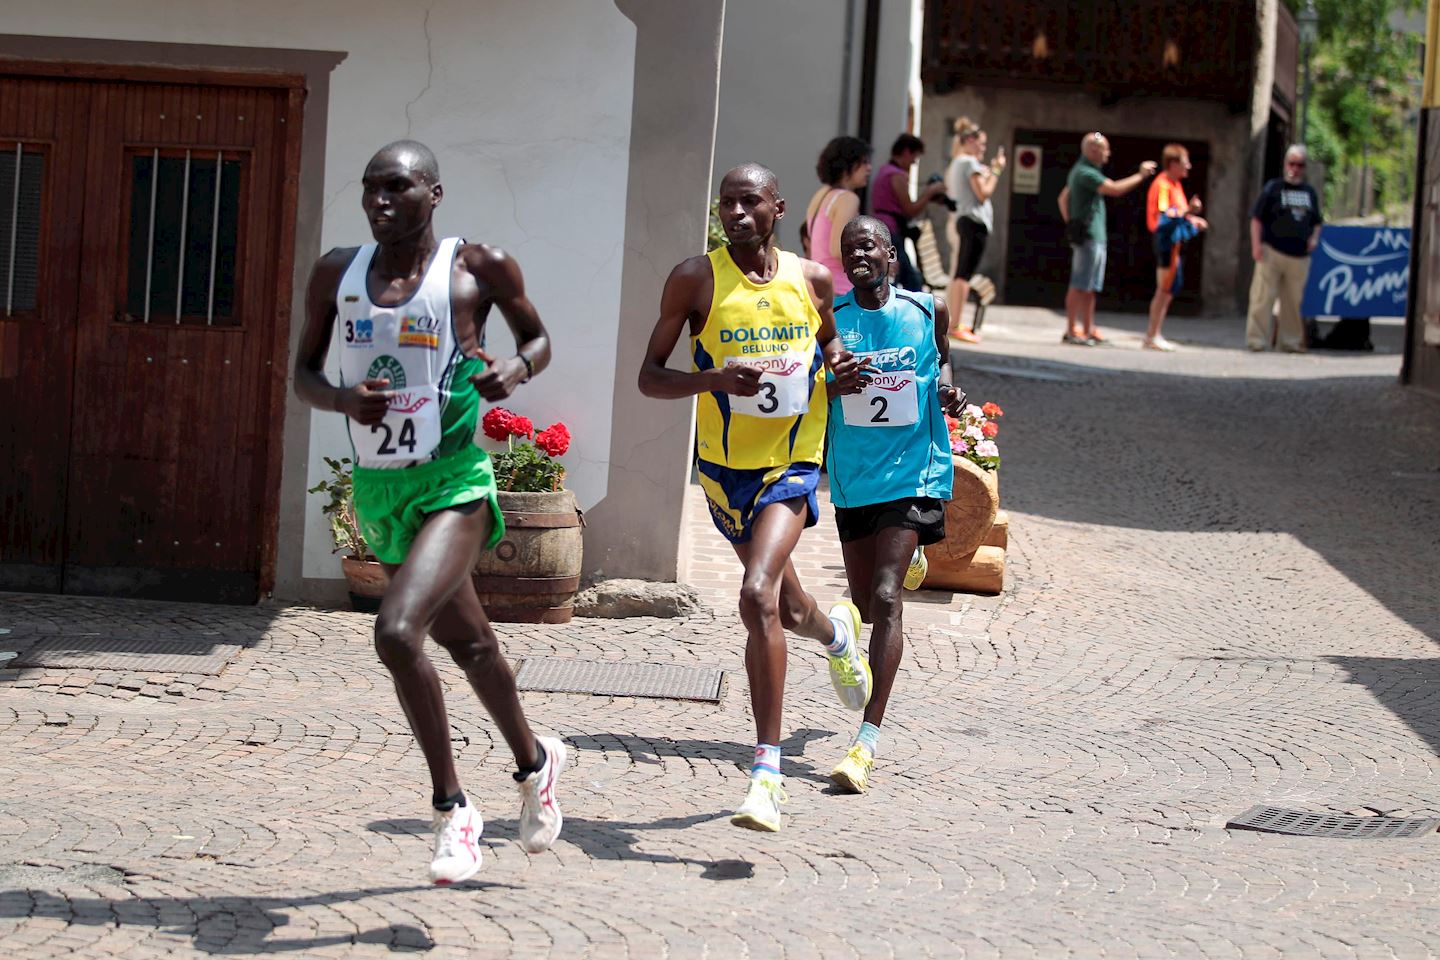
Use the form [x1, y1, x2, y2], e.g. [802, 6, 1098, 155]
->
[1145, 143, 1207, 351]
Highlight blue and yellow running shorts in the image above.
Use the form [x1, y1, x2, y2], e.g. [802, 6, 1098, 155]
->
[696, 460, 820, 544]
[352, 443, 505, 565]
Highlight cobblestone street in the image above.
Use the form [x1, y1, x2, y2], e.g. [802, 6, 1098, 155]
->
[3, 306, 1439, 959]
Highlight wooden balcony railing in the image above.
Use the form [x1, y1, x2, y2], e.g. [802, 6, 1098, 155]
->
[923, 0, 1262, 111]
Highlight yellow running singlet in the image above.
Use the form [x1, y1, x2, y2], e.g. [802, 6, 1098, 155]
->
[692, 247, 827, 469]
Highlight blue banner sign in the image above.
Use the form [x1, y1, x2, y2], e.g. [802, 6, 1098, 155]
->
[1301, 226, 1410, 318]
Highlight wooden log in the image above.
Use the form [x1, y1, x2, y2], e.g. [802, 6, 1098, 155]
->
[983, 510, 1009, 549]
[949, 545, 1005, 594]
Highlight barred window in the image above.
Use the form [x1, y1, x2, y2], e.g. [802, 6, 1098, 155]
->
[0, 143, 44, 316]
[125, 149, 243, 325]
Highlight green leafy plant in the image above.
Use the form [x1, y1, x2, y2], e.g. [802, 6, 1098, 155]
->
[481, 407, 571, 492]
[307, 456, 372, 559]
[707, 197, 729, 252]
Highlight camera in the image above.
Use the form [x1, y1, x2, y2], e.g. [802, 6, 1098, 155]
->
[926, 173, 957, 212]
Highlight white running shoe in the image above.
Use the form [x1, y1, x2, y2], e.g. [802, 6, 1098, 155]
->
[730, 776, 787, 832]
[903, 546, 929, 591]
[517, 736, 568, 853]
[428, 799, 484, 885]
[826, 600, 873, 711]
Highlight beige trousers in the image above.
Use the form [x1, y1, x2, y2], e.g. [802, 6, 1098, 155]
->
[1246, 245, 1310, 351]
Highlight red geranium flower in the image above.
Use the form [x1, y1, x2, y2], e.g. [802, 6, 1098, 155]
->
[982, 402, 1004, 418]
[982, 421, 999, 439]
[535, 422, 571, 458]
[482, 407, 516, 442]
[510, 415, 534, 439]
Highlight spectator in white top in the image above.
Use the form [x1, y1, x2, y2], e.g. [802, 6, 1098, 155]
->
[943, 120, 1004, 343]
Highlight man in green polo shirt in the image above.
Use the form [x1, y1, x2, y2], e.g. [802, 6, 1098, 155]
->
[1057, 132, 1155, 345]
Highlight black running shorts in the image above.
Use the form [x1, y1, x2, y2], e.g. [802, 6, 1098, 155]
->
[834, 497, 946, 545]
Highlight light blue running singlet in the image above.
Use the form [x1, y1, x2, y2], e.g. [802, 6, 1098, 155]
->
[825, 288, 952, 508]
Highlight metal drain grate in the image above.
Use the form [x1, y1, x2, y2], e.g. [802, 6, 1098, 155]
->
[514, 658, 725, 702]
[11, 637, 246, 675]
[1227, 805, 1440, 839]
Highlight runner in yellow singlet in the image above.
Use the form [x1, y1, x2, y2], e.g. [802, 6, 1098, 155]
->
[638, 164, 873, 833]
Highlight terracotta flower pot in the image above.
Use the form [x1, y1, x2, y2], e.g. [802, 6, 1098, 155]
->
[341, 555, 389, 613]
[473, 489, 583, 623]
[923, 457, 999, 588]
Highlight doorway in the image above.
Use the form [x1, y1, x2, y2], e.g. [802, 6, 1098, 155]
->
[0, 70, 300, 602]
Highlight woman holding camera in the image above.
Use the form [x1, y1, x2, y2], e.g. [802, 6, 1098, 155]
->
[804, 136, 872, 298]
[944, 121, 1005, 343]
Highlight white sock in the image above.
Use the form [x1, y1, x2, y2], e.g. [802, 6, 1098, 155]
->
[825, 613, 852, 656]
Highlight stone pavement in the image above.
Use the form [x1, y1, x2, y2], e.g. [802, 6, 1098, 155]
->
[3, 305, 1440, 958]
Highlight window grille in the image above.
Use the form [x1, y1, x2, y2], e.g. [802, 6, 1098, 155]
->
[125, 149, 242, 325]
[0, 143, 44, 316]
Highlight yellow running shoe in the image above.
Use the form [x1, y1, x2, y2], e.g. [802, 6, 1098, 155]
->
[826, 600, 872, 710]
[830, 743, 874, 794]
[730, 776, 788, 832]
[903, 547, 928, 591]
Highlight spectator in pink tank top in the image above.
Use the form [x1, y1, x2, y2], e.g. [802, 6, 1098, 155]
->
[804, 136, 871, 298]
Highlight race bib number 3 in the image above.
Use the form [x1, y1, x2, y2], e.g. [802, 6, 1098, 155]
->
[841, 369, 919, 427]
[355, 387, 442, 462]
[725, 353, 812, 418]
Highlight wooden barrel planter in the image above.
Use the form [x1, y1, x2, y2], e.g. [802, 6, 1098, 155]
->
[473, 489, 583, 623]
[923, 457, 1000, 590]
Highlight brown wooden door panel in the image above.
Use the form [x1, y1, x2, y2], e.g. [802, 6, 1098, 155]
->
[63, 79, 289, 601]
[0, 78, 89, 591]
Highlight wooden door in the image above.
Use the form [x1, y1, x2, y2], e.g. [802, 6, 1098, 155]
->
[0, 68, 297, 603]
[0, 79, 90, 592]
[64, 80, 291, 602]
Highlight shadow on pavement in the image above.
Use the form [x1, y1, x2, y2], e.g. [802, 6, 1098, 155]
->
[0, 885, 452, 954]
[369, 812, 755, 882]
[0, 595, 289, 687]
[1326, 656, 1440, 761]
[951, 345, 1440, 651]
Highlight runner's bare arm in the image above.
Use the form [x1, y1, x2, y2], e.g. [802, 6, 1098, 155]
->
[932, 294, 966, 416]
[464, 245, 551, 402]
[294, 248, 392, 426]
[1057, 186, 1070, 223]
[638, 257, 760, 399]
[805, 258, 868, 399]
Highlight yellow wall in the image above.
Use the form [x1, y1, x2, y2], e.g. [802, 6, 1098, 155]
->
[1425, 0, 1440, 107]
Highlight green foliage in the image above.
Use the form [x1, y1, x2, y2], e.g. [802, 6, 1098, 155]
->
[306, 456, 372, 559]
[492, 441, 567, 493]
[706, 197, 729, 252]
[1285, 0, 1424, 216]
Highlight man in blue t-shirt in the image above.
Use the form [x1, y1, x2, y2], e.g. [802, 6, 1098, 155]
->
[824, 216, 967, 794]
[1246, 144, 1324, 352]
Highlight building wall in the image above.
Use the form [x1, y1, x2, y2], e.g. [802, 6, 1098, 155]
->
[712, 0, 919, 255]
[919, 88, 1255, 315]
[1406, 108, 1440, 396]
[0, 0, 724, 599]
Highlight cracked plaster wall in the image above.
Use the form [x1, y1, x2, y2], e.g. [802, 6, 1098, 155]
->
[712, 0, 920, 256]
[2, 1, 723, 594]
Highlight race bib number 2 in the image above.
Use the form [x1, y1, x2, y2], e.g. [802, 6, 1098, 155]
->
[841, 369, 919, 427]
[356, 387, 442, 462]
[725, 353, 812, 418]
